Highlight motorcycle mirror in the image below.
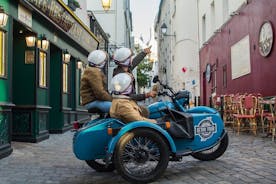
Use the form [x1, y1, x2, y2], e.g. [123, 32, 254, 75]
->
[153, 75, 159, 83]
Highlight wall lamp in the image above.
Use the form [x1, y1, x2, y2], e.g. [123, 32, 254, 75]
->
[63, 49, 71, 63]
[101, 0, 112, 11]
[214, 29, 222, 33]
[230, 11, 239, 16]
[161, 23, 176, 37]
[37, 34, 49, 50]
[25, 35, 36, 47]
[0, 6, 8, 27]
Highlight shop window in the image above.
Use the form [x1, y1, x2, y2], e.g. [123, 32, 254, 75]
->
[63, 63, 68, 93]
[78, 70, 82, 105]
[0, 31, 6, 77]
[39, 51, 47, 87]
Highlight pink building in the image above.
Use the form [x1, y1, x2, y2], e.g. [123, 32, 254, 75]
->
[199, 0, 276, 105]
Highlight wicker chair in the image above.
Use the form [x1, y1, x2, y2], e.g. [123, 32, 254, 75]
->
[233, 95, 258, 135]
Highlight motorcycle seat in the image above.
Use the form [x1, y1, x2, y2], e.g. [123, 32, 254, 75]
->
[87, 108, 109, 118]
[88, 108, 104, 114]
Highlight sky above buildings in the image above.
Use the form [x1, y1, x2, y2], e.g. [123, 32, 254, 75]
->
[130, 0, 160, 45]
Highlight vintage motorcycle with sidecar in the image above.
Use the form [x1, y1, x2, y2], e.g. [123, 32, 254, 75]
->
[72, 76, 229, 183]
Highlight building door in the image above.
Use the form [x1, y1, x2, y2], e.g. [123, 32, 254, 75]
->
[49, 44, 63, 133]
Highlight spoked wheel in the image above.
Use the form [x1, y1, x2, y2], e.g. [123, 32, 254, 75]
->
[191, 132, 229, 161]
[114, 129, 169, 183]
[85, 159, 115, 172]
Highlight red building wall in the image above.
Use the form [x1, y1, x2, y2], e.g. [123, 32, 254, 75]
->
[199, 0, 276, 105]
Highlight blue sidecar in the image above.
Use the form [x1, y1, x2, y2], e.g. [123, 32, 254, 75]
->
[73, 76, 228, 183]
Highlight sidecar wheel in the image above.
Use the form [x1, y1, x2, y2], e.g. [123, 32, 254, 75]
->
[85, 160, 115, 172]
[114, 129, 169, 183]
[192, 132, 229, 161]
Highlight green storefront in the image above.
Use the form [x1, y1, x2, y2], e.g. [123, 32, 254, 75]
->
[0, 0, 99, 159]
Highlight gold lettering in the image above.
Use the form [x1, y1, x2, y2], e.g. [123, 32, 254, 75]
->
[41, 0, 48, 13]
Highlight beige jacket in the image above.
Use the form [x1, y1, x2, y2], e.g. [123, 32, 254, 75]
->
[110, 96, 156, 124]
[80, 67, 112, 105]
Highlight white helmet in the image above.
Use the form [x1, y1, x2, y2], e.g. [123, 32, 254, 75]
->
[113, 48, 132, 66]
[88, 50, 107, 68]
[111, 73, 133, 95]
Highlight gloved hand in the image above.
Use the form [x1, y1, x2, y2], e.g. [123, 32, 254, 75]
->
[152, 85, 158, 92]
[145, 91, 157, 98]
[143, 46, 152, 54]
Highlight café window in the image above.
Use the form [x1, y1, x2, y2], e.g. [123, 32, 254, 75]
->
[63, 63, 68, 93]
[39, 51, 47, 87]
[0, 31, 6, 77]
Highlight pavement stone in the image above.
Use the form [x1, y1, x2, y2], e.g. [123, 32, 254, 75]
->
[0, 129, 276, 184]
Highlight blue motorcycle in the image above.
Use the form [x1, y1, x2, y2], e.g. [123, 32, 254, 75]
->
[73, 76, 228, 183]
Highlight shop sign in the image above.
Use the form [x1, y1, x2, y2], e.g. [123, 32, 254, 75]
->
[18, 4, 32, 28]
[24, 0, 98, 51]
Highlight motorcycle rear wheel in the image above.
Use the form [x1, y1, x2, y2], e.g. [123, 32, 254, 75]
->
[191, 132, 229, 161]
[85, 159, 115, 172]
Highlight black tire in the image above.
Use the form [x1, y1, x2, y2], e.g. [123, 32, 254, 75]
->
[191, 132, 229, 161]
[114, 129, 169, 183]
[85, 159, 115, 172]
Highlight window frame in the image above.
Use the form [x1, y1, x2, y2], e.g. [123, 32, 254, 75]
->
[223, 64, 227, 88]
[63, 62, 69, 94]
[0, 30, 7, 79]
[38, 50, 48, 88]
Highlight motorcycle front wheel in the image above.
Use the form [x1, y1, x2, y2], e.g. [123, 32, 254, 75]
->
[114, 129, 169, 183]
[85, 159, 115, 172]
[191, 132, 229, 161]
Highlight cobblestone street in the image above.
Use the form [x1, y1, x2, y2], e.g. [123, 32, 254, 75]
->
[0, 130, 276, 184]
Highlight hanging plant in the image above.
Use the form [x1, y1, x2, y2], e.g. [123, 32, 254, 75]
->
[72, 0, 80, 8]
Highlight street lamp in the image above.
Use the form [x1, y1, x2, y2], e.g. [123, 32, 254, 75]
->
[101, 0, 112, 11]
[0, 6, 8, 27]
[160, 23, 176, 37]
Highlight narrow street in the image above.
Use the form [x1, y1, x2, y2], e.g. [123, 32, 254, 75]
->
[0, 130, 276, 184]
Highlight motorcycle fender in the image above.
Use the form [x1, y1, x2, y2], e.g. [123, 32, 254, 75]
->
[186, 106, 217, 114]
[107, 121, 177, 155]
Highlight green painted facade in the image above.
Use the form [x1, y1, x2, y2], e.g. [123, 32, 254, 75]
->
[0, 0, 13, 159]
[0, 0, 99, 158]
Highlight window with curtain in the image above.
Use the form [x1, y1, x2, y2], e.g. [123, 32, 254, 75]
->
[39, 51, 47, 87]
[0, 31, 6, 77]
[63, 63, 68, 93]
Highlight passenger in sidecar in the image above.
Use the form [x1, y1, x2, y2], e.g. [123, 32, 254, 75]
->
[109, 73, 156, 124]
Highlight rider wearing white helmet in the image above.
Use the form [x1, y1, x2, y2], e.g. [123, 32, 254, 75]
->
[112, 46, 156, 101]
[80, 50, 112, 113]
[109, 73, 156, 124]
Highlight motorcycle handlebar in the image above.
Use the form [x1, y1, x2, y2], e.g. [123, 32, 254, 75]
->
[159, 83, 176, 96]
[158, 91, 168, 96]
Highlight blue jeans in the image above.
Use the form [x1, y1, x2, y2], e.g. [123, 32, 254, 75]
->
[85, 100, 112, 113]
